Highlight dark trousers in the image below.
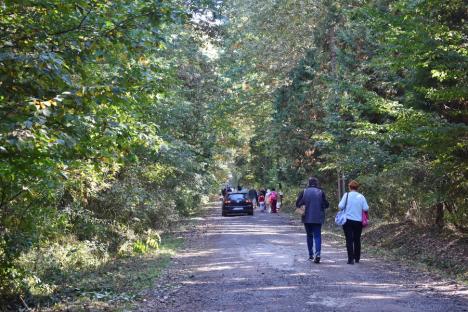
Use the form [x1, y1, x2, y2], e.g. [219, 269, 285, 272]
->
[343, 220, 363, 261]
[304, 223, 322, 257]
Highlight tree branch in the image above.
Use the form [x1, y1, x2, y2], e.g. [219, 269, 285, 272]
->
[50, 7, 93, 36]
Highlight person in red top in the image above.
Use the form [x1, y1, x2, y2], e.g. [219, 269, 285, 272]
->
[258, 193, 265, 212]
[270, 188, 278, 213]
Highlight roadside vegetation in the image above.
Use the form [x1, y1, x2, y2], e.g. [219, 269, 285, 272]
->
[32, 235, 182, 311]
[219, 0, 466, 267]
[0, 1, 226, 309]
[363, 221, 467, 282]
[221, 0, 466, 230]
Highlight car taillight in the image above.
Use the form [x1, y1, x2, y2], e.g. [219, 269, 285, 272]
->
[246, 199, 252, 203]
[224, 200, 231, 204]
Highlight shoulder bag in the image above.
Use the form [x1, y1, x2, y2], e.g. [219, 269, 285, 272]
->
[295, 206, 305, 216]
[294, 189, 306, 216]
[334, 192, 348, 226]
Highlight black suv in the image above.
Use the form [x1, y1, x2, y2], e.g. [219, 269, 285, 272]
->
[222, 192, 253, 216]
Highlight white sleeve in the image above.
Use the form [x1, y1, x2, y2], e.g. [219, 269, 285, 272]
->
[338, 193, 347, 210]
[362, 196, 369, 211]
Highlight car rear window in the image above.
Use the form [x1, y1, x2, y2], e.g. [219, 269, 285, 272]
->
[228, 193, 247, 201]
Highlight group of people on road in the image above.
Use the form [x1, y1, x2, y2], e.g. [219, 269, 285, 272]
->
[221, 177, 369, 265]
[253, 188, 283, 214]
[295, 177, 369, 265]
[221, 184, 243, 198]
[221, 185, 284, 214]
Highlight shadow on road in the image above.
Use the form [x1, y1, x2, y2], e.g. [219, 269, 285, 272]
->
[138, 202, 468, 312]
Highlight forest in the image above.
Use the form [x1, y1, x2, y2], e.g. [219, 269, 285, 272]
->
[0, 0, 466, 309]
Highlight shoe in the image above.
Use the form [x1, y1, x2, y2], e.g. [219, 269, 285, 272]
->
[355, 259, 360, 263]
[308, 256, 314, 261]
[314, 256, 320, 264]
[347, 260, 354, 265]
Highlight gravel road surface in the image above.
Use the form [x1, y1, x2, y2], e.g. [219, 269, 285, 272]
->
[138, 203, 468, 312]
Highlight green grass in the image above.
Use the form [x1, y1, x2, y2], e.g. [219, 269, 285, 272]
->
[45, 235, 184, 311]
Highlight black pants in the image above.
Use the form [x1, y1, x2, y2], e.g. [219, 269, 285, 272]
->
[343, 220, 363, 262]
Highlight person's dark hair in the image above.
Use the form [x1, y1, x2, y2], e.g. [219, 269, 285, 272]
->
[308, 177, 319, 187]
[272, 188, 275, 191]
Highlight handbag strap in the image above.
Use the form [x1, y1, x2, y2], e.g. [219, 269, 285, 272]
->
[343, 192, 349, 212]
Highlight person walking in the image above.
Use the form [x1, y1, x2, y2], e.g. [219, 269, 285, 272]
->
[295, 177, 329, 263]
[265, 189, 272, 213]
[248, 188, 258, 208]
[258, 193, 265, 212]
[338, 180, 369, 264]
[221, 186, 227, 199]
[277, 189, 284, 212]
[270, 188, 278, 213]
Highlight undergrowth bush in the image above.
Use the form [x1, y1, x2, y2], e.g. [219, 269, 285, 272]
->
[1, 160, 211, 307]
[17, 238, 109, 298]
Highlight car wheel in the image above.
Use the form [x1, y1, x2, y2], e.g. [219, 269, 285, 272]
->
[248, 211, 253, 216]
[222, 211, 227, 217]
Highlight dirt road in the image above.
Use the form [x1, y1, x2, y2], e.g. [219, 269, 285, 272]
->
[138, 203, 467, 312]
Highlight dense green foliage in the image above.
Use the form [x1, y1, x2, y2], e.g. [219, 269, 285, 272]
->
[220, 0, 467, 225]
[0, 0, 228, 306]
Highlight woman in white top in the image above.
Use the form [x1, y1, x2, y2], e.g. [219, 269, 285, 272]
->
[338, 180, 369, 264]
[265, 189, 271, 213]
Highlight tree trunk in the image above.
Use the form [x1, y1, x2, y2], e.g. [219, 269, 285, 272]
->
[337, 170, 341, 201]
[435, 202, 444, 229]
[329, 25, 337, 75]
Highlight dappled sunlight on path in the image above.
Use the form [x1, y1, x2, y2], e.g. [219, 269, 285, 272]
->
[138, 202, 468, 312]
